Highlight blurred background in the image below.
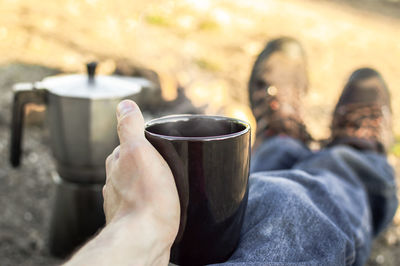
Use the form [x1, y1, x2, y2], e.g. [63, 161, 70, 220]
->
[0, 0, 399, 265]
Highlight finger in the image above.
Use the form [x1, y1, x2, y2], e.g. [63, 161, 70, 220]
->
[105, 145, 120, 175]
[103, 185, 108, 222]
[113, 145, 120, 160]
[102, 185, 106, 198]
[116, 100, 145, 145]
[105, 154, 113, 178]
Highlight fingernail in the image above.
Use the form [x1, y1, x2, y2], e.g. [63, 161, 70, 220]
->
[117, 101, 133, 117]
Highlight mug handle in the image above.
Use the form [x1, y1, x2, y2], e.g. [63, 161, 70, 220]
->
[10, 83, 48, 167]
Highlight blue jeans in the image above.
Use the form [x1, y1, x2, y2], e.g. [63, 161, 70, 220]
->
[221, 136, 397, 266]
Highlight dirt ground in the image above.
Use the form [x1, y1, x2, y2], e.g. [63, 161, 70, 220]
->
[0, 0, 400, 265]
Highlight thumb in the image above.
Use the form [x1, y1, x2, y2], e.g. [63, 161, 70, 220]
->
[116, 100, 145, 145]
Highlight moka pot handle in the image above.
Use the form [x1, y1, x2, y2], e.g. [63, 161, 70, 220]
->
[10, 83, 48, 167]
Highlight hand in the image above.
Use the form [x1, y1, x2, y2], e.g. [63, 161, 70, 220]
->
[66, 100, 180, 266]
[104, 99, 180, 257]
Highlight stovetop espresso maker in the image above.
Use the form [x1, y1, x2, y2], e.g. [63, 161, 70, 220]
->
[10, 62, 153, 257]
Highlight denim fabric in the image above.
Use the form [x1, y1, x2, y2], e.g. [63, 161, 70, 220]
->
[219, 136, 397, 266]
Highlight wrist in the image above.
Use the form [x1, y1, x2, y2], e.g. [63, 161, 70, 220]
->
[66, 212, 173, 266]
[111, 213, 173, 265]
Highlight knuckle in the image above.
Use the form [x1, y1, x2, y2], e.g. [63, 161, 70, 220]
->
[118, 107, 143, 126]
[118, 109, 138, 124]
[117, 113, 136, 135]
[102, 186, 107, 200]
[105, 155, 113, 176]
[105, 154, 112, 165]
[120, 141, 148, 165]
[117, 118, 126, 133]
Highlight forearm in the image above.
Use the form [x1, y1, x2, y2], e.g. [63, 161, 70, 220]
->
[65, 214, 171, 266]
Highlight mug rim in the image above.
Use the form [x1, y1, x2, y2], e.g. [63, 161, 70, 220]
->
[144, 114, 251, 141]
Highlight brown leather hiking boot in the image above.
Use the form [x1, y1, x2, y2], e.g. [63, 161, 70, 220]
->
[328, 68, 393, 154]
[249, 37, 312, 149]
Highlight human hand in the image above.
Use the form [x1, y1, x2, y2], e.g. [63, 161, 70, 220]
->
[103, 99, 180, 263]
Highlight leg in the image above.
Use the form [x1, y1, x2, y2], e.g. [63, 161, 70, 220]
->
[251, 136, 311, 173]
[226, 56, 397, 265]
[223, 145, 396, 266]
[295, 147, 397, 237]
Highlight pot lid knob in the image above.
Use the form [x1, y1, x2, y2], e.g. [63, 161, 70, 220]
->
[86, 61, 98, 84]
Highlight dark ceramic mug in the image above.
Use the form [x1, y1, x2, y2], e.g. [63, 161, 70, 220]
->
[145, 115, 251, 265]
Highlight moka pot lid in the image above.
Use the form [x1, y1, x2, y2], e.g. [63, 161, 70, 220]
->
[35, 62, 149, 99]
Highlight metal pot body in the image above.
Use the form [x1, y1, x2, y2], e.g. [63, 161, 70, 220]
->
[10, 74, 147, 183]
[47, 92, 137, 183]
